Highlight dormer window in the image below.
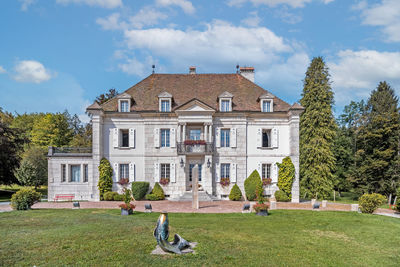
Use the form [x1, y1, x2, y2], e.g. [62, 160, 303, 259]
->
[117, 93, 133, 113]
[262, 100, 271, 112]
[259, 92, 274, 113]
[120, 100, 129, 112]
[218, 91, 233, 112]
[158, 91, 173, 112]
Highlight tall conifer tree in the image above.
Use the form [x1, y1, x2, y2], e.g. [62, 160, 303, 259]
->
[300, 57, 337, 198]
[355, 82, 400, 199]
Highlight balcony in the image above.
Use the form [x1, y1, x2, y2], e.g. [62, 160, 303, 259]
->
[177, 141, 213, 155]
[48, 146, 92, 157]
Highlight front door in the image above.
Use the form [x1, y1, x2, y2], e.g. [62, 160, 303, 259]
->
[186, 160, 203, 191]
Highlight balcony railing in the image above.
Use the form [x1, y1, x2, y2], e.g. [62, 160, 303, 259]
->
[48, 146, 92, 157]
[177, 142, 213, 155]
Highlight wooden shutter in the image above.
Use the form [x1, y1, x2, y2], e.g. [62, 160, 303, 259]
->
[216, 128, 221, 148]
[113, 163, 119, 182]
[170, 163, 176, 183]
[170, 128, 176, 148]
[129, 163, 135, 182]
[154, 163, 159, 182]
[113, 128, 119, 148]
[154, 128, 160, 148]
[257, 163, 262, 177]
[231, 163, 237, 183]
[215, 163, 220, 182]
[230, 128, 237, 148]
[272, 128, 279, 148]
[273, 163, 278, 183]
[129, 128, 135, 148]
[257, 128, 262, 148]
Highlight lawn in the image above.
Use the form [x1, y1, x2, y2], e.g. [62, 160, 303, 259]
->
[1, 209, 399, 266]
[0, 184, 48, 202]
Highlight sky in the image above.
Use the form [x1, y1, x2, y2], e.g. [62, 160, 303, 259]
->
[0, 0, 399, 122]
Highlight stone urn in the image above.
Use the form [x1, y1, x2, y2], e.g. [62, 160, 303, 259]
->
[121, 208, 133, 216]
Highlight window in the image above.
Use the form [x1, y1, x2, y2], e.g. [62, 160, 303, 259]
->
[221, 164, 230, 179]
[61, 164, 66, 182]
[121, 130, 129, 147]
[262, 164, 271, 179]
[120, 100, 129, 112]
[189, 129, 201, 140]
[221, 100, 230, 112]
[262, 130, 270, 148]
[262, 100, 271, 112]
[161, 100, 170, 112]
[161, 164, 170, 179]
[161, 129, 170, 147]
[119, 164, 129, 180]
[70, 165, 81, 182]
[189, 164, 202, 182]
[220, 129, 230, 147]
[83, 164, 88, 182]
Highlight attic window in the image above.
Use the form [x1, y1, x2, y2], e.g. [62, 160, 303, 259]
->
[259, 93, 274, 113]
[218, 91, 233, 112]
[161, 100, 171, 112]
[221, 100, 231, 112]
[158, 91, 173, 112]
[118, 99, 131, 112]
[262, 100, 271, 112]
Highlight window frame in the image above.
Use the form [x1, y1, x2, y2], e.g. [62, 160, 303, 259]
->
[83, 164, 88, 183]
[118, 99, 131, 112]
[262, 129, 271, 148]
[220, 99, 231, 112]
[160, 129, 170, 147]
[119, 164, 129, 180]
[220, 129, 230, 147]
[220, 163, 231, 179]
[160, 99, 171, 112]
[70, 165, 81, 183]
[160, 163, 170, 179]
[61, 164, 66, 182]
[262, 164, 271, 179]
[121, 129, 129, 148]
[262, 100, 272, 112]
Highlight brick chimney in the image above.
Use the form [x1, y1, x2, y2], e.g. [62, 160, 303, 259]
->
[189, 66, 196, 74]
[240, 67, 255, 82]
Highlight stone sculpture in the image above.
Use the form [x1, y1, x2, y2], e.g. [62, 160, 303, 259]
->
[153, 212, 190, 254]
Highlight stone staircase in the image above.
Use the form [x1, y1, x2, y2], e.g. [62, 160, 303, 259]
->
[172, 191, 218, 202]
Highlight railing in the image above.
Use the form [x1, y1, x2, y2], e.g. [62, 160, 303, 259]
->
[177, 142, 213, 155]
[48, 146, 92, 156]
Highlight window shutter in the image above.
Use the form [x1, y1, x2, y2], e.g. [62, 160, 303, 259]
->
[230, 128, 237, 148]
[273, 163, 278, 183]
[231, 163, 237, 183]
[257, 163, 262, 177]
[129, 128, 135, 148]
[129, 163, 135, 182]
[257, 128, 262, 148]
[216, 128, 221, 148]
[154, 163, 159, 182]
[171, 163, 176, 183]
[113, 128, 119, 148]
[170, 128, 176, 148]
[113, 163, 119, 182]
[272, 128, 279, 148]
[216, 163, 220, 182]
[154, 128, 160, 148]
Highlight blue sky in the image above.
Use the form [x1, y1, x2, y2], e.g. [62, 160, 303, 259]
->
[0, 0, 399, 121]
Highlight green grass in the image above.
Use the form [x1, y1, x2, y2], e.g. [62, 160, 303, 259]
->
[1, 209, 399, 266]
[0, 184, 48, 202]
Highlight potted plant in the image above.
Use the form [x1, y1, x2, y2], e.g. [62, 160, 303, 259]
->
[119, 188, 135, 215]
[220, 177, 230, 187]
[184, 140, 207, 145]
[159, 178, 170, 186]
[118, 178, 129, 186]
[254, 188, 269, 216]
[262, 178, 272, 187]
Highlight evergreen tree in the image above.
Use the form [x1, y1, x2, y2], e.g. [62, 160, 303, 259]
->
[300, 57, 337, 199]
[354, 82, 400, 199]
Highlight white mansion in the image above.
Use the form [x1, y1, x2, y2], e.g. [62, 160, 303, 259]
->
[47, 67, 303, 202]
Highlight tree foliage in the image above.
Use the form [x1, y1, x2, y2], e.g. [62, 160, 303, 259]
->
[277, 157, 295, 199]
[15, 146, 47, 188]
[300, 57, 337, 199]
[95, 88, 118, 105]
[98, 158, 113, 200]
[31, 113, 74, 147]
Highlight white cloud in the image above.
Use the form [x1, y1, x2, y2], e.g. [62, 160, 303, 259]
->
[156, 0, 195, 14]
[19, 0, 35, 11]
[56, 0, 122, 9]
[275, 6, 302, 24]
[0, 66, 6, 74]
[241, 11, 261, 27]
[328, 50, 400, 103]
[13, 60, 52, 83]
[227, 0, 333, 8]
[358, 0, 400, 43]
[96, 13, 127, 30]
[118, 56, 155, 76]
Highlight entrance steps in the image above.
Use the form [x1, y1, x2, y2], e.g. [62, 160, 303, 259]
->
[172, 191, 218, 202]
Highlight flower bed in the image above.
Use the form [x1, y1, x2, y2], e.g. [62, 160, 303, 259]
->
[184, 140, 207, 145]
[262, 178, 272, 186]
[220, 178, 230, 187]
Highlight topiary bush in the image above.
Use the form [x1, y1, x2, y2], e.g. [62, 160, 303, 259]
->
[10, 188, 41, 210]
[229, 184, 242, 201]
[113, 194, 124, 201]
[145, 182, 165, 201]
[277, 157, 295, 200]
[244, 170, 263, 201]
[274, 190, 290, 202]
[98, 158, 113, 200]
[131, 182, 150, 200]
[103, 191, 117, 201]
[359, 193, 386, 214]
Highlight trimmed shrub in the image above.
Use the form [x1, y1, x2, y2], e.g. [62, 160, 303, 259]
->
[103, 191, 117, 201]
[244, 170, 263, 201]
[145, 182, 165, 201]
[114, 194, 124, 201]
[277, 157, 295, 199]
[10, 188, 41, 210]
[98, 158, 113, 200]
[131, 182, 150, 200]
[229, 184, 242, 201]
[275, 190, 290, 202]
[359, 193, 386, 214]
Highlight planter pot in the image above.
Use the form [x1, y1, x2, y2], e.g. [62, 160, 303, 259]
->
[121, 208, 133, 216]
[256, 210, 269, 216]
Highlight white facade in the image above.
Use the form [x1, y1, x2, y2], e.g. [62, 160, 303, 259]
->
[48, 70, 303, 202]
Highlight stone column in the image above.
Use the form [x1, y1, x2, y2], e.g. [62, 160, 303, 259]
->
[289, 108, 302, 203]
[208, 124, 212, 143]
[90, 111, 103, 201]
[204, 124, 207, 141]
[177, 124, 181, 143]
[192, 165, 199, 209]
[183, 124, 186, 142]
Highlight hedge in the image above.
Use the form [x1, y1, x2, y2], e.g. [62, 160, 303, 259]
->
[10, 188, 41, 210]
[131, 182, 150, 200]
[145, 183, 165, 201]
[244, 170, 263, 201]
